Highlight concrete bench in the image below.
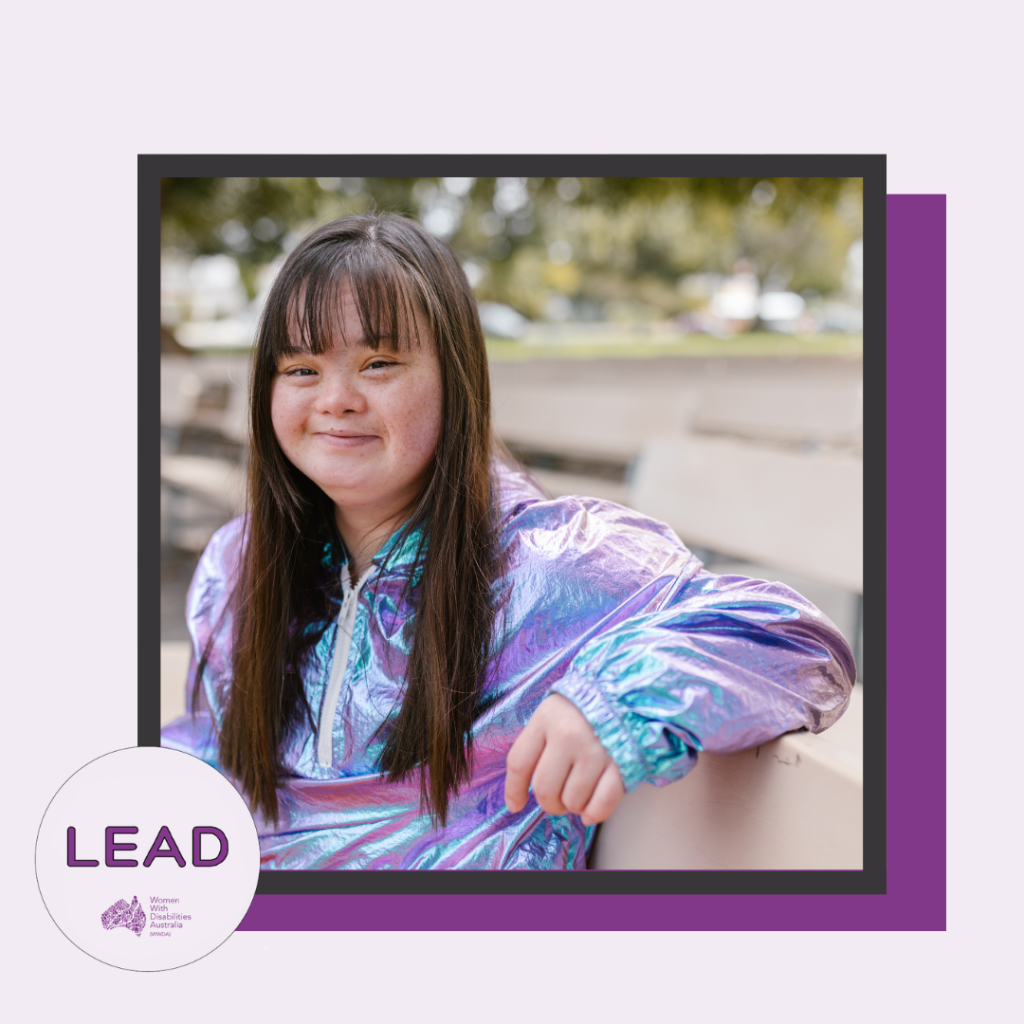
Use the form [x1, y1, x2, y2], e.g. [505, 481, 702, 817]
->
[590, 682, 863, 869]
[161, 453, 245, 552]
[161, 354, 250, 442]
[630, 434, 863, 593]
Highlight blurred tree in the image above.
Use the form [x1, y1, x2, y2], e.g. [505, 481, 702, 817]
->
[161, 176, 862, 320]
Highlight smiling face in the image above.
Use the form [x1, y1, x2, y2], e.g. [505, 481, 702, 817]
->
[270, 281, 443, 544]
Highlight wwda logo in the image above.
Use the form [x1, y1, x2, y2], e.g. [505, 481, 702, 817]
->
[101, 897, 146, 936]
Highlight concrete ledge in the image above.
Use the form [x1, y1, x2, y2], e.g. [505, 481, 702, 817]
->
[528, 468, 631, 506]
[589, 683, 863, 870]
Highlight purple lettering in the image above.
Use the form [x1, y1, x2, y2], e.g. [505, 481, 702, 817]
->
[105, 826, 138, 867]
[66, 826, 99, 867]
[192, 826, 229, 867]
[142, 825, 186, 868]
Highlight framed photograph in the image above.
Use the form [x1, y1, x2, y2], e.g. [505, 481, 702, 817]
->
[140, 156, 940, 927]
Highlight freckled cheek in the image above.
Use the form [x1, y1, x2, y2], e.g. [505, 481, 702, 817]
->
[269, 387, 309, 451]
[389, 388, 442, 465]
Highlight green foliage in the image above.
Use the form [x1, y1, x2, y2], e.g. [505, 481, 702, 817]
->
[161, 176, 862, 313]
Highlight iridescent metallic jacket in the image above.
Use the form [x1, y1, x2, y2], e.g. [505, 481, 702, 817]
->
[162, 462, 855, 869]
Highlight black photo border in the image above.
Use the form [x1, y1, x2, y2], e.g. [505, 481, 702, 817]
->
[139, 154, 885, 898]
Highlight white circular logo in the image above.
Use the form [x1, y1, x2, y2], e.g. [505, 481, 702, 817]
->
[36, 746, 260, 971]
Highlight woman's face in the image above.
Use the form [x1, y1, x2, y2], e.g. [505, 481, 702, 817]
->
[270, 282, 443, 524]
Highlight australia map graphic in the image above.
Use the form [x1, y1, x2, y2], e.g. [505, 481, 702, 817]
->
[101, 896, 146, 937]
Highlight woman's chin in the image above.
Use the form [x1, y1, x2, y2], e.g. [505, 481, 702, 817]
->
[303, 455, 387, 496]
[321, 476, 414, 516]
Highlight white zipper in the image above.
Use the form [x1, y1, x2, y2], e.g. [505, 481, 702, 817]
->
[317, 564, 376, 768]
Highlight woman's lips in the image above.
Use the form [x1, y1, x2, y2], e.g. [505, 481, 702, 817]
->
[315, 432, 380, 449]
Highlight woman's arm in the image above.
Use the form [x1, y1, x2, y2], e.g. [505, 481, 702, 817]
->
[506, 567, 856, 820]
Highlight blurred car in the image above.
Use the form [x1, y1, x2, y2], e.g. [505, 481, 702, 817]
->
[478, 301, 529, 339]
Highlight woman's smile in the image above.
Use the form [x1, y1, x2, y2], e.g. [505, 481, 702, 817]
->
[314, 430, 382, 449]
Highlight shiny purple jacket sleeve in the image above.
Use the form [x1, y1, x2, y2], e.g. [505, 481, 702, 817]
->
[160, 652, 223, 769]
[550, 569, 856, 792]
[159, 518, 245, 771]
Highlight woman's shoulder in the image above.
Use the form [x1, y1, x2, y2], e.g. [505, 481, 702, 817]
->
[491, 457, 548, 512]
[196, 515, 247, 583]
[491, 460, 692, 572]
[187, 515, 247, 635]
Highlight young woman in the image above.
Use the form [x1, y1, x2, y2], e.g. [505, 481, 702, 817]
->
[162, 213, 856, 870]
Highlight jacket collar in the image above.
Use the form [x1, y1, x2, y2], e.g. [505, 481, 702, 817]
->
[319, 518, 425, 576]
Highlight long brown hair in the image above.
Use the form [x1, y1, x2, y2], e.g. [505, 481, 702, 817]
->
[197, 213, 506, 826]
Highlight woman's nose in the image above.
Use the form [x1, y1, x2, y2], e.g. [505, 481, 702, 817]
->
[317, 371, 367, 415]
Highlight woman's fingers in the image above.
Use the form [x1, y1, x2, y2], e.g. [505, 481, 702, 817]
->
[580, 762, 626, 826]
[559, 750, 610, 816]
[504, 716, 547, 813]
[527, 742, 576, 816]
[505, 694, 625, 821]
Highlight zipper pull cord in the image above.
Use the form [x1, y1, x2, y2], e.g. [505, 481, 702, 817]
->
[317, 566, 375, 769]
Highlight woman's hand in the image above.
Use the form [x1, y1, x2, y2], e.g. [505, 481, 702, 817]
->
[504, 693, 626, 825]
